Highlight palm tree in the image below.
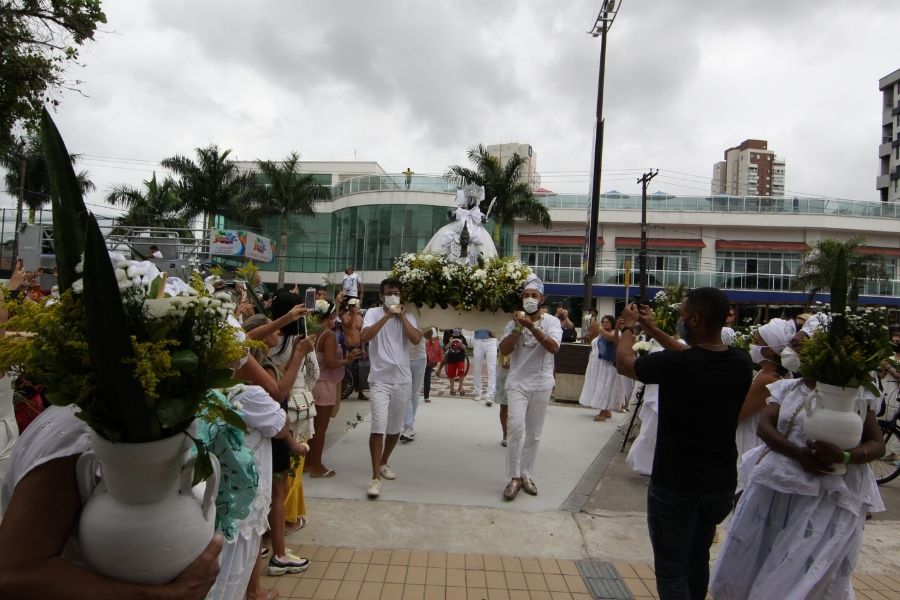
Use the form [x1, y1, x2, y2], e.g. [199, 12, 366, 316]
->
[445, 144, 551, 245]
[2, 133, 95, 223]
[793, 237, 885, 311]
[105, 172, 191, 235]
[244, 152, 331, 287]
[160, 144, 252, 231]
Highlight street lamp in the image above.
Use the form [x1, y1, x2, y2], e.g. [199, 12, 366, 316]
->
[582, 0, 622, 319]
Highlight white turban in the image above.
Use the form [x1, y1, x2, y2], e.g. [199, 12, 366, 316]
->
[523, 274, 544, 294]
[757, 318, 794, 354]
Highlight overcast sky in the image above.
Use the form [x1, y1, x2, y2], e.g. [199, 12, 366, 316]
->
[4, 0, 900, 214]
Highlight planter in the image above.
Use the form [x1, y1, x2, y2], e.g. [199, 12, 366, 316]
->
[804, 382, 866, 475]
[406, 304, 513, 333]
[75, 424, 220, 584]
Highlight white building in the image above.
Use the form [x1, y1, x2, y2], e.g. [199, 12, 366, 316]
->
[878, 67, 900, 203]
[485, 143, 541, 190]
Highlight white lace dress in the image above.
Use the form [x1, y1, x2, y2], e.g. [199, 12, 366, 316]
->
[710, 379, 885, 600]
[578, 337, 625, 411]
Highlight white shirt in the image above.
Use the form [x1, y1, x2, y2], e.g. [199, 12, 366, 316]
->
[503, 314, 563, 392]
[342, 272, 361, 297]
[409, 338, 426, 361]
[363, 306, 418, 384]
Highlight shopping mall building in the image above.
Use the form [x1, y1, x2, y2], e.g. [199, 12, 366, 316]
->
[229, 162, 900, 325]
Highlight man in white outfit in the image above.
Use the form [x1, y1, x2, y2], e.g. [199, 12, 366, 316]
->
[360, 277, 422, 499]
[472, 329, 497, 406]
[498, 275, 562, 500]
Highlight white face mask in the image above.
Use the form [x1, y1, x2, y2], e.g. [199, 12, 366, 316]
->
[749, 344, 768, 364]
[780, 347, 801, 372]
[522, 298, 540, 314]
[383, 294, 401, 308]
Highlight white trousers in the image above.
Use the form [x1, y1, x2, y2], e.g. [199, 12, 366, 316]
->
[472, 338, 498, 399]
[404, 358, 427, 430]
[505, 387, 552, 480]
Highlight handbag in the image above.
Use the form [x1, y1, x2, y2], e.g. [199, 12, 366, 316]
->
[597, 337, 616, 363]
[286, 355, 319, 443]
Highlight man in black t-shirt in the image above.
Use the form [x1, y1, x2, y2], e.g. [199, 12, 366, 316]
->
[616, 287, 752, 600]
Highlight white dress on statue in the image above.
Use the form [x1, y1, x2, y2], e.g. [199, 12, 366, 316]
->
[625, 340, 667, 476]
[579, 337, 625, 411]
[710, 379, 884, 600]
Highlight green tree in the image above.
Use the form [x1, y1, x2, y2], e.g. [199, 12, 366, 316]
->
[0, 0, 106, 153]
[105, 172, 190, 234]
[245, 152, 331, 287]
[445, 144, 551, 245]
[1, 132, 94, 222]
[160, 144, 252, 231]
[793, 237, 885, 310]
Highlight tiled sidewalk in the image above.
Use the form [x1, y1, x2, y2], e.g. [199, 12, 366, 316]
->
[259, 545, 900, 600]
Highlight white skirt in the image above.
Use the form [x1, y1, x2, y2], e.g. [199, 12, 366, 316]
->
[625, 385, 658, 476]
[578, 353, 624, 411]
[710, 482, 865, 600]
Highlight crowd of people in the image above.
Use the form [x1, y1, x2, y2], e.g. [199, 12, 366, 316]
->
[0, 254, 898, 599]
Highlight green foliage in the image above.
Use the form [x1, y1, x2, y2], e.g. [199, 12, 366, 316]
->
[105, 172, 190, 233]
[1, 132, 94, 222]
[445, 144, 550, 245]
[0, 0, 106, 152]
[799, 307, 893, 395]
[389, 253, 532, 313]
[794, 238, 885, 308]
[650, 284, 686, 337]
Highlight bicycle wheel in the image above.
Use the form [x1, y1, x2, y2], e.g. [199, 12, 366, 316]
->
[872, 420, 900, 485]
[340, 368, 355, 400]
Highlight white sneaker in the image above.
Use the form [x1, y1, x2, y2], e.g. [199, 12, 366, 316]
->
[485, 396, 494, 407]
[474, 394, 482, 403]
[367, 478, 381, 498]
[379, 464, 397, 480]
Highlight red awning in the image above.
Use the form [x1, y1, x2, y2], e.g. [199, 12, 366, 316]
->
[518, 235, 603, 246]
[715, 240, 808, 252]
[858, 246, 900, 256]
[615, 237, 705, 249]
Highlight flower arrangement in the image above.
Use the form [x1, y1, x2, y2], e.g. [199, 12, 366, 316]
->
[799, 306, 892, 395]
[632, 340, 652, 356]
[0, 111, 246, 482]
[651, 284, 686, 336]
[389, 253, 532, 313]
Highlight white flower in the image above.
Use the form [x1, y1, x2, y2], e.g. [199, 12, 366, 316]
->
[72, 279, 84, 294]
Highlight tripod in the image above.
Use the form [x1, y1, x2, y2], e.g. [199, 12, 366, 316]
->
[620, 383, 645, 453]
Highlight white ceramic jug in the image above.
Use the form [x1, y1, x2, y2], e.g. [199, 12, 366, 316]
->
[76, 424, 219, 584]
[804, 382, 865, 475]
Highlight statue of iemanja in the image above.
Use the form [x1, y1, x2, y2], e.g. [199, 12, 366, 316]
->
[423, 183, 498, 265]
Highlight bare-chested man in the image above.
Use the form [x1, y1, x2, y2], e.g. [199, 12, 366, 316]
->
[341, 298, 368, 400]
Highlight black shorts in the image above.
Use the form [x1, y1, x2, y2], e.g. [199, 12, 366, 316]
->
[272, 438, 291, 473]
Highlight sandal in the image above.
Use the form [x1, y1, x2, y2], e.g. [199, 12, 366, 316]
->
[285, 516, 309, 535]
[309, 468, 336, 478]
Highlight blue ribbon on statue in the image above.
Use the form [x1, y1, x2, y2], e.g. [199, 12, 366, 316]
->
[197, 391, 259, 541]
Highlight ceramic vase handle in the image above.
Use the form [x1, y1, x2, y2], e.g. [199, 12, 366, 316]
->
[75, 450, 100, 505]
[855, 396, 867, 419]
[805, 389, 817, 418]
[180, 454, 220, 522]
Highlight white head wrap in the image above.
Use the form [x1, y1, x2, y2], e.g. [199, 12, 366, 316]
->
[757, 318, 794, 354]
[523, 274, 544, 294]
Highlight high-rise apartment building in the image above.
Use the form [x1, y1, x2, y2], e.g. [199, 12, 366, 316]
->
[877, 67, 900, 203]
[711, 139, 785, 196]
[485, 143, 541, 190]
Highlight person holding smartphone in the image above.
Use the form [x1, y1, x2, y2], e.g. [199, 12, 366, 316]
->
[359, 278, 421, 499]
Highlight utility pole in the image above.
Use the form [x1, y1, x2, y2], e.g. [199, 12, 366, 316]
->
[582, 0, 623, 319]
[637, 169, 658, 303]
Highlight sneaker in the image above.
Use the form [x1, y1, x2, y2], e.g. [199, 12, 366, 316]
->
[268, 553, 310, 575]
[379, 464, 397, 480]
[485, 398, 494, 407]
[474, 394, 482, 403]
[424, 398, 432, 403]
[367, 478, 381, 498]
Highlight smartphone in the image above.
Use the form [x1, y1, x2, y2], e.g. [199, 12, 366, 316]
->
[304, 287, 316, 309]
[297, 316, 307, 338]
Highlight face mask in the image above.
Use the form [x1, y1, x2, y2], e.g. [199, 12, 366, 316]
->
[676, 318, 691, 343]
[523, 298, 540, 314]
[383, 294, 401, 307]
[749, 344, 768, 364]
[780, 347, 801, 373]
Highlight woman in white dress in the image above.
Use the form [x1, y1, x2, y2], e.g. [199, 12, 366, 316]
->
[735, 318, 793, 491]
[579, 315, 625, 421]
[625, 339, 665, 476]
[710, 377, 885, 599]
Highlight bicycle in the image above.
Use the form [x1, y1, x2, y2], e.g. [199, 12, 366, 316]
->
[872, 382, 900, 485]
[340, 366, 356, 400]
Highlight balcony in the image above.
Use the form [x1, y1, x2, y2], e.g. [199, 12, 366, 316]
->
[881, 141, 892, 157]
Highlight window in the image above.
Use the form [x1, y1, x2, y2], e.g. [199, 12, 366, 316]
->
[613, 248, 700, 286]
[716, 251, 800, 291]
[519, 244, 583, 283]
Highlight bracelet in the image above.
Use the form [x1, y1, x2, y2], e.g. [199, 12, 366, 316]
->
[620, 326, 635, 334]
[842, 451, 851, 464]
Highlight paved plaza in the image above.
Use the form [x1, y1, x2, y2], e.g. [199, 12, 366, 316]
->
[274, 373, 900, 599]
